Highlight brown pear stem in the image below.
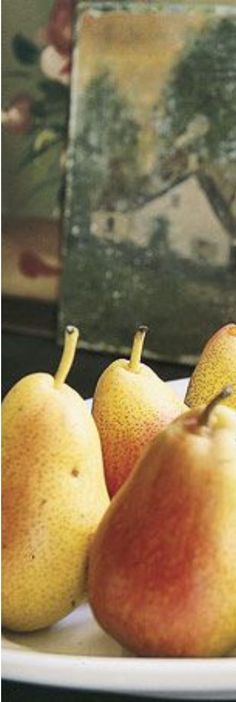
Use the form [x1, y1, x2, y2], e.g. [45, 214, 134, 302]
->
[54, 326, 79, 388]
[128, 325, 149, 373]
[198, 385, 233, 427]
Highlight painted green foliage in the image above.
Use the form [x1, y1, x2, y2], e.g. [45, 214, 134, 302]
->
[74, 73, 141, 212]
[72, 16, 236, 236]
[158, 17, 236, 236]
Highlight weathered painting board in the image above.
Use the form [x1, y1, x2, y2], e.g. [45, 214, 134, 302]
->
[60, 1, 236, 363]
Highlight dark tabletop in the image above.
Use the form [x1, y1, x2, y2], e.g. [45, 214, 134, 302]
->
[2, 330, 193, 702]
[2, 682, 193, 702]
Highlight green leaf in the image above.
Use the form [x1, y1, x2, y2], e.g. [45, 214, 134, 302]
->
[39, 79, 69, 104]
[31, 101, 46, 119]
[12, 34, 40, 65]
[33, 129, 59, 153]
[19, 136, 61, 168]
[19, 148, 37, 169]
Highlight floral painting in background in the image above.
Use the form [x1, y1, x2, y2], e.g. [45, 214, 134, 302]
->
[2, 0, 73, 306]
[59, 0, 236, 363]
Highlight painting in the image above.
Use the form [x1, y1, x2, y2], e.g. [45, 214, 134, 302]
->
[2, 0, 72, 309]
[59, 0, 236, 363]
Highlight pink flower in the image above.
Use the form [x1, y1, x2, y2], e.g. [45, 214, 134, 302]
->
[46, 0, 74, 57]
[38, 0, 73, 83]
[40, 45, 71, 85]
[2, 94, 32, 134]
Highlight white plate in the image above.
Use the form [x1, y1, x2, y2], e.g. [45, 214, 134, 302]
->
[2, 378, 236, 699]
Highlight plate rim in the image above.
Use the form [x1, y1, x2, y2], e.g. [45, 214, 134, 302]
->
[2, 644, 236, 696]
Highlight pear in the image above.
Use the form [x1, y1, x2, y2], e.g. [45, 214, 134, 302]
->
[92, 326, 186, 497]
[186, 323, 236, 410]
[89, 387, 236, 657]
[2, 326, 109, 632]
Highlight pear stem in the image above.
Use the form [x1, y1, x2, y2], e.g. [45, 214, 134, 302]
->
[198, 385, 233, 427]
[54, 326, 79, 388]
[128, 325, 148, 373]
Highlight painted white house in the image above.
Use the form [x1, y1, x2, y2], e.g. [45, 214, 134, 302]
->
[91, 175, 231, 267]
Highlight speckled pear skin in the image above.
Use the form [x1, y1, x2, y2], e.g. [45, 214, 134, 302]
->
[92, 359, 186, 497]
[186, 324, 236, 409]
[89, 404, 236, 657]
[2, 373, 109, 632]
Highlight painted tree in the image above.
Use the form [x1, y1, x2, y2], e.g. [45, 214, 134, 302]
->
[155, 17, 236, 237]
[71, 18, 236, 241]
[72, 73, 141, 216]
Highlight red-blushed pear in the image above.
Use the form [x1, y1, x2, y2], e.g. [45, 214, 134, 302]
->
[92, 326, 186, 497]
[88, 387, 236, 658]
[186, 323, 236, 410]
[2, 326, 109, 632]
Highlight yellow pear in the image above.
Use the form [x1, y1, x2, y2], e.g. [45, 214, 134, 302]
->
[92, 326, 186, 497]
[89, 388, 236, 657]
[186, 323, 236, 409]
[2, 326, 109, 632]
